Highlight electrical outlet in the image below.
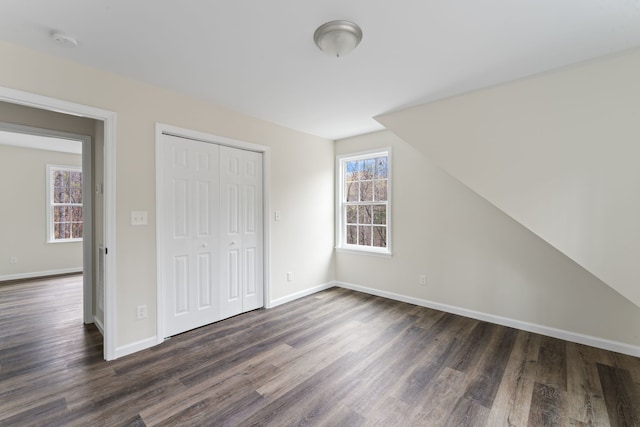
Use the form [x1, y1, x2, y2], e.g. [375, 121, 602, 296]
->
[419, 274, 427, 286]
[10, 256, 18, 265]
[287, 272, 293, 282]
[136, 305, 148, 320]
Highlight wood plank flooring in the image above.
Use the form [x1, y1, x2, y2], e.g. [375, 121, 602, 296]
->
[1, 275, 639, 426]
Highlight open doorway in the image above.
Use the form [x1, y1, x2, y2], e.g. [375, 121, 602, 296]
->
[0, 87, 116, 360]
[0, 120, 97, 328]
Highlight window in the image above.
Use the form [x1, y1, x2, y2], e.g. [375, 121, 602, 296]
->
[337, 149, 391, 255]
[47, 165, 83, 242]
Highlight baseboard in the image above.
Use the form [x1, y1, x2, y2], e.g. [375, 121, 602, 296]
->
[93, 315, 104, 336]
[0, 267, 83, 282]
[335, 281, 640, 358]
[114, 336, 158, 359]
[112, 282, 334, 359]
[268, 281, 335, 308]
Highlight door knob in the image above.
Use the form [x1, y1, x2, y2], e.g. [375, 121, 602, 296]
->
[201, 243, 208, 248]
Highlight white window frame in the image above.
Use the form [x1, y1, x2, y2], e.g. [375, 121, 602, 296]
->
[336, 148, 392, 256]
[46, 164, 83, 243]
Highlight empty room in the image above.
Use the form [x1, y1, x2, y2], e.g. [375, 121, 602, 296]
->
[1, 1, 639, 426]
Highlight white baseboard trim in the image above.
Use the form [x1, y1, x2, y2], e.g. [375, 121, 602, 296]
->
[115, 336, 158, 359]
[113, 282, 334, 359]
[0, 267, 83, 282]
[93, 315, 104, 336]
[268, 281, 335, 308]
[335, 281, 640, 358]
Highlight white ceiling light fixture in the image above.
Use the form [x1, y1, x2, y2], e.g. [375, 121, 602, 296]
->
[314, 20, 363, 58]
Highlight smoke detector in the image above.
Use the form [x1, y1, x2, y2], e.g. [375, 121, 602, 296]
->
[51, 32, 78, 48]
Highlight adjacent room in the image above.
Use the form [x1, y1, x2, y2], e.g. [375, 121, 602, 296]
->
[1, 1, 639, 425]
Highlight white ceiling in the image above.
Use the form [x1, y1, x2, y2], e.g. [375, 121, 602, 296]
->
[1, 1, 640, 140]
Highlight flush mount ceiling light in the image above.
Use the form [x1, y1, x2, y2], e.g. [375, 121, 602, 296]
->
[314, 20, 362, 58]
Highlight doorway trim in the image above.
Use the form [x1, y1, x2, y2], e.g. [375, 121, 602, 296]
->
[0, 86, 118, 361]
[155, 122, 271, 343]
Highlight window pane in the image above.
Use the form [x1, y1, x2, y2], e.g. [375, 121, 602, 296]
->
[54, 171, 70, 203]
[356, 160, 364, 179]
[373, 227, 386, 247]
[363, 159, 374, 179]
[359, 181, 372, 202]
[373, 205, 386, 225]
[347, 225, 358, 244]
[358, 205, 372, 224]
[71, 206, 83, 222]
[346, 206, 357, 224]
[358, 225, 372, 246]
[54, 206, 69, 222]
[55, 223, 71, 239]
[346, 182, 358, 202]
[375, 157, 388, 179]
[72, 223, 83, 239]
[345, 161, 358, 182]
[69, 171, 82, 203]
[375, 180, 387, 201]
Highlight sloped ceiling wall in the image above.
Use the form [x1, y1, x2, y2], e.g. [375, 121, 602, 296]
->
[377, 48, 640, 308]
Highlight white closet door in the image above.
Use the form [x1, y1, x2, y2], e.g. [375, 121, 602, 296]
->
[219, 146, 263, 319]
[161, 134, 220, 337]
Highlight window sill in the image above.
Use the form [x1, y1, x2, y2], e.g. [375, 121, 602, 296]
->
[335, 247, 392, 258]
[47, 239, 83, 244]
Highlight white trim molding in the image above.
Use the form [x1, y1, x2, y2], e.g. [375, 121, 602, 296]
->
[0, 267, 83, 282]
[268, 282, 335, 308]
[335, 281, 640, 358]
[115, 336, 158, 359]
[45, 163, 84, 243]
[93, 315, 105, 335]
[336, 148, 392, 256]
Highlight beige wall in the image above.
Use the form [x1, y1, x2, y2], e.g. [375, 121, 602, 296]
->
[0, 101, 97, 135]
[0, 40, 335, 348]
[336, 130, 640, 348]
[0, 144, 82, 277]
[378, 48, 640, 308]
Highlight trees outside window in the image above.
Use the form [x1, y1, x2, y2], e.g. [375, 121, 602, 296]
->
[337, 149, 390, 255]
[47, 165, 82, 242]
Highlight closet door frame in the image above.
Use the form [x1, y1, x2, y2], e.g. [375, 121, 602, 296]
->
[155, 123, 271, 343]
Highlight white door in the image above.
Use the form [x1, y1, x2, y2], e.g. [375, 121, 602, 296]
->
[219, 146, 264, 319]
[160, 134, 264, 337]
[161, 134, 220, 337]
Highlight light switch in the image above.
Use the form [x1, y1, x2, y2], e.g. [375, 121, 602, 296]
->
[131, 211, 148, 225]
[274, 210, 281, 222]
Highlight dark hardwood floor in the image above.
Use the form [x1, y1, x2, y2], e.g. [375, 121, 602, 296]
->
[1, 275, 639, 426]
